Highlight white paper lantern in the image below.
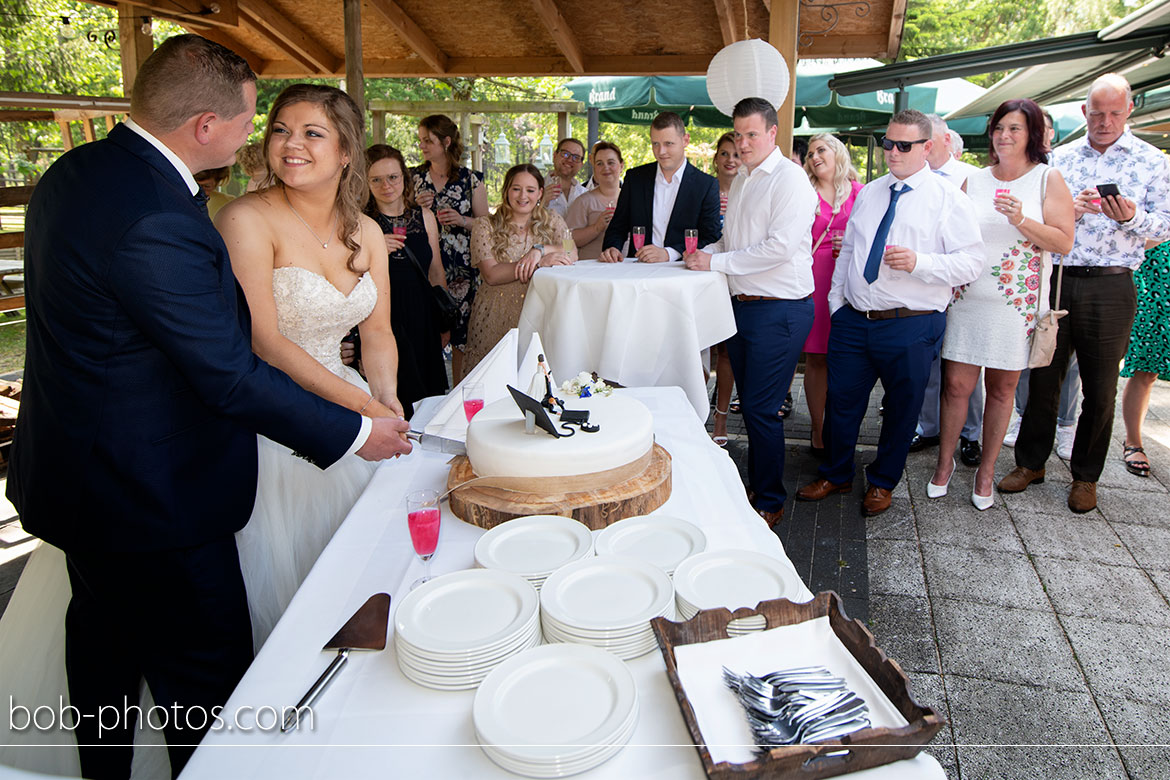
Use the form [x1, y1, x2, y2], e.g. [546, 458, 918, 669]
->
[706, 39, 790, 118]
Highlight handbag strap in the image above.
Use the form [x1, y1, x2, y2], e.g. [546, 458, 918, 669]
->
[394, 223, 433, 287]
[1038, 166, 1066, 311]
[810, 203, 839, 255]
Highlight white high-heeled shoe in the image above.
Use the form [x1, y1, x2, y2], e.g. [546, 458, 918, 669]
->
[971, 485, 995, 511]
[926, 458, 955, 499]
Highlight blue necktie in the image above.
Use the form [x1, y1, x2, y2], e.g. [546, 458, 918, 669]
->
[863, 183, 911, 284]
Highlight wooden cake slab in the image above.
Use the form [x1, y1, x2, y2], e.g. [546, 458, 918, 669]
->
[447, 443, 671, 531]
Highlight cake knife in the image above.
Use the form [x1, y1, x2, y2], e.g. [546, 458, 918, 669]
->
[406, 430, 466, 455]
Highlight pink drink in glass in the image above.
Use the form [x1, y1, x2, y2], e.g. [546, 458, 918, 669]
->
[392, 225, 407, 236]
[632, 227, 646, 251]
[463, 399, 484, 420]
[994, 188, 1011, 199]
[408, 508, 440, 558]
[462, 382, 484, 421]
[684, 229, 699, 254]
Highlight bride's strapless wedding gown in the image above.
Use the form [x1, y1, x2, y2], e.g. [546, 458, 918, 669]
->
[0, 267, 380, 777]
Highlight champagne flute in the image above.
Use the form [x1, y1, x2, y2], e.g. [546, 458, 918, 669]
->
[830, 229, 845, 259]
[463, 381, 485, 421]
[684, 228, 699, 255]
[407, 489, 440, 590]
[391, 216, 408, 237]
[632, 226, 646, 252]
[562, 236, 576, 257]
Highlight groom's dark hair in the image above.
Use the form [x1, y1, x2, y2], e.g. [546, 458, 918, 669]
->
[131, 34, 256, 133]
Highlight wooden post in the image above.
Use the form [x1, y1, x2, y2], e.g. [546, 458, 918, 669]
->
[343, 0, 365, 117]
[557, 112, 570, 141]
[58, 120, 74, 152]
[370, 110, 385, 145]
[769, 0, 799, 157]
[469, 117, 484, 172]
[82, 118, 97, 143]
[459, 113, 472, 167]
[105, 115, 117, 132]
[117, 3, 153, 98]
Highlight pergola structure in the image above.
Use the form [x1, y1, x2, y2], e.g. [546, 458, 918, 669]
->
[83, 0, 908, 154]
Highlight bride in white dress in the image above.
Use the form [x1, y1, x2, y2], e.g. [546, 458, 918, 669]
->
[0, 84, 403, 777]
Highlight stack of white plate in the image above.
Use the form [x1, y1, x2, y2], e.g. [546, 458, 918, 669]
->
[594, 514, 706, 577]
[673, 550, 803, 636]
[394, 569, 541, 690]
[540, 555, 674, 660]
[474, 514, 594, 591]
[474, 644, 638, 778]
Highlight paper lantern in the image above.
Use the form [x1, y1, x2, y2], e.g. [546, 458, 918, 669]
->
[706, 39, 790, 118]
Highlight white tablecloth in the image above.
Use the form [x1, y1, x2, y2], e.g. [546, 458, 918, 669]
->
[180, 387, 943, 780]
[517, 260, 736, 419]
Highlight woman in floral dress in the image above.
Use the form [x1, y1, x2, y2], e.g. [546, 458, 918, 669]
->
[928, 99, 1074, 510]
[1118, 239, 1170, 476]
[410, 114, 489, 381]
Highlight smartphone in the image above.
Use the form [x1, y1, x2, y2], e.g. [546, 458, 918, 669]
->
[1096, 183, 1121, 198]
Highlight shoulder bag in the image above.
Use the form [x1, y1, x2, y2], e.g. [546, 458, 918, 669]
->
[1028, 166, 1067, 368]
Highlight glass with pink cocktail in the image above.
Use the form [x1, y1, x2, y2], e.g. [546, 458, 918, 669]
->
[407, 489, 441, 590]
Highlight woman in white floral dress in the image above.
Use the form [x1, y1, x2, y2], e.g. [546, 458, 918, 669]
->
[928, 99, 1075, 510]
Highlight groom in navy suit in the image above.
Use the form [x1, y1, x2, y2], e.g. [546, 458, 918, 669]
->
[8, 35, 411, 778]
[600, 112, 721, 262]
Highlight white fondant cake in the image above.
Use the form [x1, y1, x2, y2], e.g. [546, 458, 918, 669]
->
[465, 393, 655, 479]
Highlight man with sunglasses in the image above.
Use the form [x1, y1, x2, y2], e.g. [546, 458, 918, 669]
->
[797, 109, 983, 517]
[542, 137, 588, 217]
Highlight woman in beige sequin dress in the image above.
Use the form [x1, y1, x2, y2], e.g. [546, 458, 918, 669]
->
[463, 164, 575, 373]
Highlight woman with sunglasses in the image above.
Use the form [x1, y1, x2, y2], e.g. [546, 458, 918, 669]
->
[927, 99, 1075, 510]
[803, 133, 862, 456]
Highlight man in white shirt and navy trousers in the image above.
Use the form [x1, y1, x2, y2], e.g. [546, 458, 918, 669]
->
[797, 109, 983, 517]
[684, 97, 815, 527]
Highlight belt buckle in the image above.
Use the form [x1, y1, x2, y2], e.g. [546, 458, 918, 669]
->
[865, 309, 877, 320]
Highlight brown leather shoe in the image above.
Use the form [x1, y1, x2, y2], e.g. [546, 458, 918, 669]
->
[796, 478, 853, 501]
[1068, 480, 1097, 513]
[758, 507, 784, 528]
[861, 485, 893, 517]
[997, 466, 1045, 493]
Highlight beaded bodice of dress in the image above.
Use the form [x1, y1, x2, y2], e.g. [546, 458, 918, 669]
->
[271, 266, 377, 376]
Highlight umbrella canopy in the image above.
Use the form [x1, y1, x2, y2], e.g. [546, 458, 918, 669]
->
[564, 62, 986, 130]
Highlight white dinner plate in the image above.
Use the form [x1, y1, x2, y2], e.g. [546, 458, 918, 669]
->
[395, 612, 540, 662]
[396, 629, 541, 674]
[672, 550, 801, 612]
[594, 515, 706, 574]
[474, 515, 594, 577]
[477, 709, 637, 777]
[539, 555, 673, 631]
[474, 644, 638, 765]
[395, 569, 538, 654]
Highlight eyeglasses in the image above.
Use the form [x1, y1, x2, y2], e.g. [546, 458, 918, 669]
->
[880, 137, 929, 153]
[369, 174, 403, 186]
[558, 150, 583, 163]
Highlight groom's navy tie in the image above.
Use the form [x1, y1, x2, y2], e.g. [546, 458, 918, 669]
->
[863, 183, 911, 284]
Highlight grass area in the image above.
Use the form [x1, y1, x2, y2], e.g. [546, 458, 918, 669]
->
[0, 312, 26, 375]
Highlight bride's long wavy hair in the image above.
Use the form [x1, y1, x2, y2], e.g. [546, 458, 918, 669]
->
[261, 84, 367, 272]
[486, 164, 561, 261]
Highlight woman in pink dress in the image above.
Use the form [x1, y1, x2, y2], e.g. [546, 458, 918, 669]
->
[803, 134, 862, 454]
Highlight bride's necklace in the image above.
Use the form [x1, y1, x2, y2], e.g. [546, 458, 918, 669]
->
[284, 189, 338, 249]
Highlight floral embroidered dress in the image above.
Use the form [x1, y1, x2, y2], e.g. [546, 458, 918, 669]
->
[410, 163, 484, 349]
[942, 164, 1052, 371]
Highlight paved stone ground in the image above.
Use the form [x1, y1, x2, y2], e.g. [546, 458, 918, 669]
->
[709, 374, 1170, 779]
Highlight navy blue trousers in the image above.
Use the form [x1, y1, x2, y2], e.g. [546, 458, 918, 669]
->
[725, 296, 815, 511]
[819, 306, 946, 490]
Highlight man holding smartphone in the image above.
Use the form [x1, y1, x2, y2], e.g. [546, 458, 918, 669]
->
[1000, 73, 1170, 512]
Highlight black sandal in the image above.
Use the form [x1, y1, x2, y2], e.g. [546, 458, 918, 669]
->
[1123, 444, 1151, 477]
[778, 392, 794, 419]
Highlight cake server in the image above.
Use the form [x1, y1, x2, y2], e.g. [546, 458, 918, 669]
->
[282, 592, 391, 733]
[406, 430, 466, 455]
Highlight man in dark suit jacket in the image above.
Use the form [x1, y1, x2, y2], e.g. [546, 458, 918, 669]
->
[7, 35, 411, 779]
[600, 112, 722, 263]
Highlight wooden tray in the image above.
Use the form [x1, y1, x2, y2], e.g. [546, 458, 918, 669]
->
[446, 443, 671, 531]
[650, 591, 945, 780]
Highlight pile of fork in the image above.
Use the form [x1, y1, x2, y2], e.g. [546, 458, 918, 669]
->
[721, 666, 871, 750]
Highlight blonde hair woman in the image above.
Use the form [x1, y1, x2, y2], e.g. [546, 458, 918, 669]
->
[802, 133, 862, 455]
[463, 164, 576, 375]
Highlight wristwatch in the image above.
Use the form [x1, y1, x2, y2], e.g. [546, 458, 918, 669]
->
[533, 243, 545, 256]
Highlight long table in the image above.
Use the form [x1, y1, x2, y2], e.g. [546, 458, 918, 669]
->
[517, 260, 736, 419]
[181, 387, 944, 780]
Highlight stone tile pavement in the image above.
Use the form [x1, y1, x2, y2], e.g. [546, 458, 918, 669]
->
[710, 374, 1170, 779]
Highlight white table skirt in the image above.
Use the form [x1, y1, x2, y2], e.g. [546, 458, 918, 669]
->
[180, 387, 943, 780]
[517, 260, 737, 419]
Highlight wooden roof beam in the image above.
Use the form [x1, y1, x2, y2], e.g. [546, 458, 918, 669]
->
[88, 0, 239, 29]
[181, 22, 266, 73]
[528, 0, 585, 74]
[713, 0, 736, 46]
[262, 54, 715, 78]
[366, 0, 449, 74]
[237, 0, 339, 74]
[887, 0, 908, 59]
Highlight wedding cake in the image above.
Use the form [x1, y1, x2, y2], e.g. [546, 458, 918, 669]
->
[465, 393, 655, 486]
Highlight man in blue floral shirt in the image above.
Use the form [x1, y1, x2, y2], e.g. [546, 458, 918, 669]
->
[1000, 73, 1170, 513]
